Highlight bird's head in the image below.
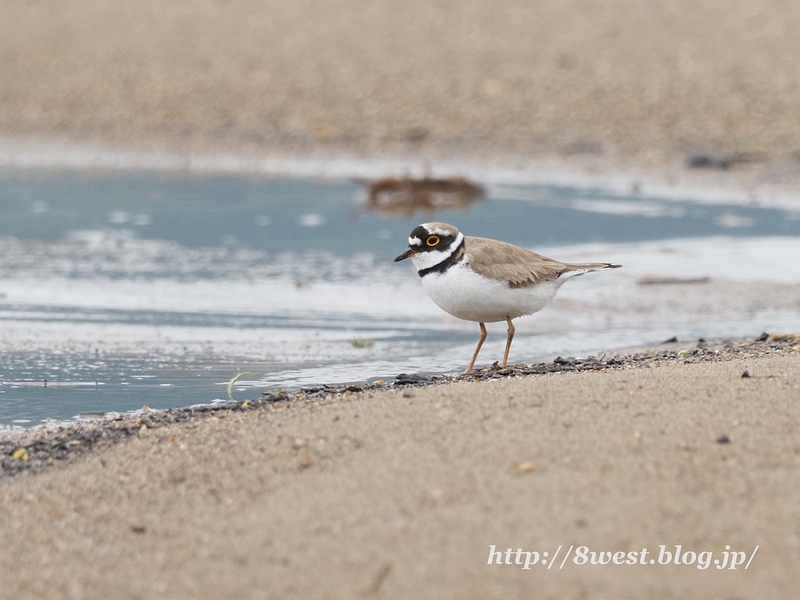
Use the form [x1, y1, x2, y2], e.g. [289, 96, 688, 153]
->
[394, 222, 463, 271]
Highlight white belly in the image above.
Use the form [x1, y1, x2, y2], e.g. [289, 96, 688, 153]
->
[421, 263, 564, 323]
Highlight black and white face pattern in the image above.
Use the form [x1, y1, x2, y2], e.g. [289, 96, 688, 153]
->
[394, 223, 464, 273]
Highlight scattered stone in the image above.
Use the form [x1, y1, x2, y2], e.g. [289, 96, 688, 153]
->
[393, 373, 432, 385]
[261, 391, 288, 403]
[716, 435, 730, 444]
[770, 333, 799, 342]
[755, 332, 769, 342]
[741, 370, 751, 378]
[663, 336, 679, 344]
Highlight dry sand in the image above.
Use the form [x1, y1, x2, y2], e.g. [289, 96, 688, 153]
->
[3, 0, 800, 191]
[2, 344, 800, 599]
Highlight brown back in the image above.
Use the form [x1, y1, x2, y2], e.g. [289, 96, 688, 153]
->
[464, 236, 617, 288]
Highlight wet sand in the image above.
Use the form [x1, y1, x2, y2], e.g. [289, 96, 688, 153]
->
[2, 339, 800, 598]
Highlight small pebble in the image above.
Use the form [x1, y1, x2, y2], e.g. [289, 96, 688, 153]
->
[716, 435, 730, 444]
[741, 370, 750, 378]
[514, 461, 536, 474]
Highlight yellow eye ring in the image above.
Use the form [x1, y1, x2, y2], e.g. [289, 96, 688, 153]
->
[426, 236, 440, 247]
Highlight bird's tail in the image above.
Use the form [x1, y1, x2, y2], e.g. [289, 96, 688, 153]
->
[560, 262, 622, 278]
[564, 261, 621, 271]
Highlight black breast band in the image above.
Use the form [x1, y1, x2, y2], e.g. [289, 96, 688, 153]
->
[417, 239, 466, 278]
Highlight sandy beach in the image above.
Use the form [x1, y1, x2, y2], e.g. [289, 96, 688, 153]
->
[3, 0, 800, 195]
[2, 1, 800, 598]
[1, 340, 799, 598]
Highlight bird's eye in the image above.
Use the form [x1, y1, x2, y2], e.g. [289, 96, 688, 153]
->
[426, 236, 440, 247]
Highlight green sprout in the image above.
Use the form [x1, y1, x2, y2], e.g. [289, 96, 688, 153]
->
[227, 371, 253, 402]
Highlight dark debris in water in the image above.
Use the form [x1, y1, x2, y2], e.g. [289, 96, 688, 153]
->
[363, 176, 485, 217]
[3, 334, 799, 480]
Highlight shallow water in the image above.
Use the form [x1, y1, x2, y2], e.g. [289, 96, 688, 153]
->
[2, 169, 799, 428]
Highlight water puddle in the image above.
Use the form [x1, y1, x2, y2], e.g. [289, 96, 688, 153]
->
[1, 169, 799, 428]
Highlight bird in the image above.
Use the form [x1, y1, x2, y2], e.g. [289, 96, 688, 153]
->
[394, 222, 621, 372]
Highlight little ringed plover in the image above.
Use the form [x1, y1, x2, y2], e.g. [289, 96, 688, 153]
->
[395, 222, 621, 372]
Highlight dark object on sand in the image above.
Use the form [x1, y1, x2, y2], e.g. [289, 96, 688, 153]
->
[364, 176, 485, 217]
[553, 356, 577, 365]
[687, 153, 733, 169]
[687, 151, 766, 170]
[393, 373, 433, 385]
[716, 435, 730, 444]
[662, 336, 679, 344]
[741, 370, 751, 378]
[638, 276, 710, 285]
[755, 332, 769, 342]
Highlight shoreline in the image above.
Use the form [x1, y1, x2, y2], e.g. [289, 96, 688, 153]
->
[2, 334, 799, 598]
[3, 333, 797, 478]
[3, 136, 800, 213]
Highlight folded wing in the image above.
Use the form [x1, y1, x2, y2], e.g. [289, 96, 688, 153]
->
[465, 236, 620, 289]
